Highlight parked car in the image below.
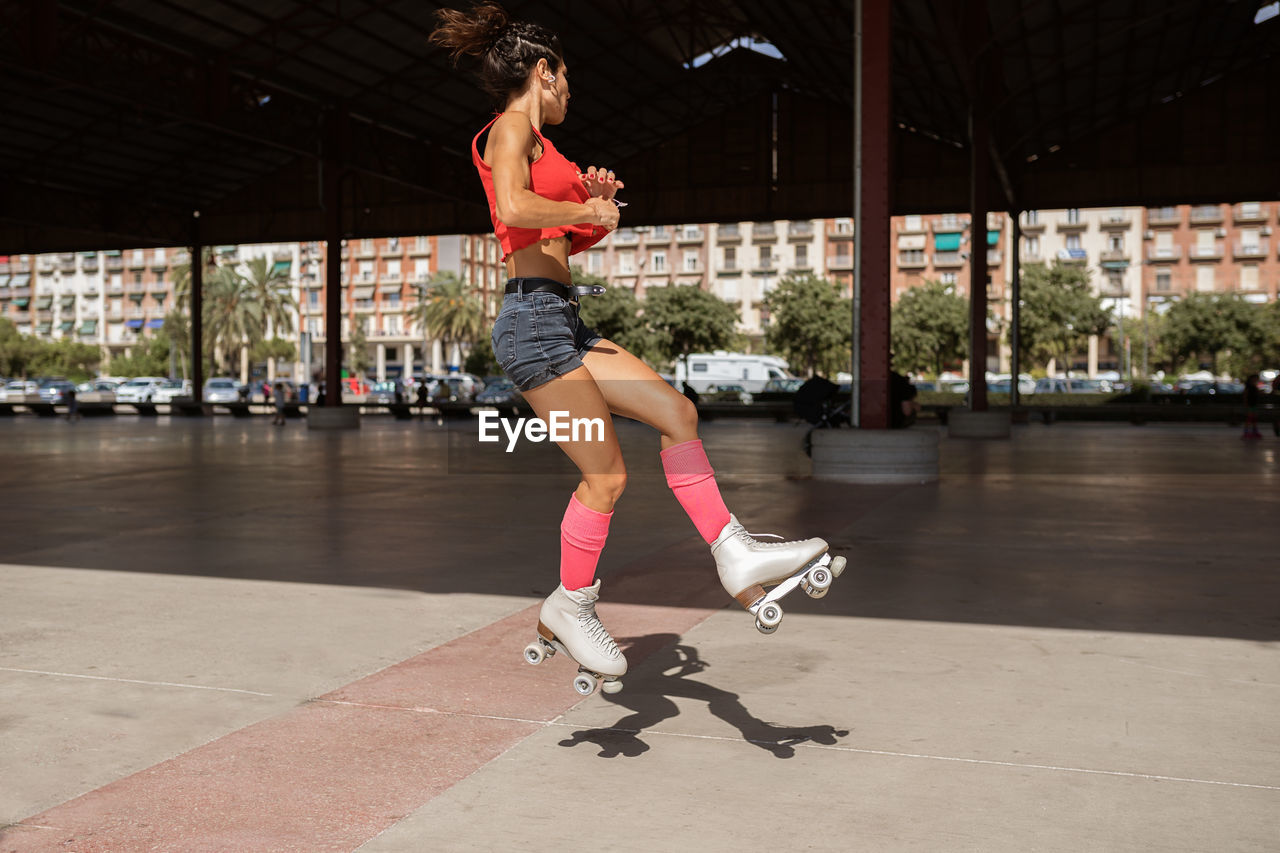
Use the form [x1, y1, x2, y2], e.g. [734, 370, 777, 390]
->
[38, 380, 78, 404]
[366, 380, 405, 405]
[709, 383, 754, 405]
[152, 379, 193, 404]
[475, 378, 524, 412]
[0, 379, 39, 401]
[202, 377, 241, 403]
[1032, 377, 1108, 394]
[762, 378, 804, 393]
[115, 377, 168, 403]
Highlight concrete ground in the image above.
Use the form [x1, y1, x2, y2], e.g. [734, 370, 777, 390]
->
[0, 414, 1277, 852]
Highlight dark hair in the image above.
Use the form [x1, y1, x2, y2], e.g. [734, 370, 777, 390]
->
[430, 2, 563, 104]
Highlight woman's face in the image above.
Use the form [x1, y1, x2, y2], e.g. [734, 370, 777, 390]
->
[543, 62, 570, 124]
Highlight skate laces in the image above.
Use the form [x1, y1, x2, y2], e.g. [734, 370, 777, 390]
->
[734, 525, 788, 550]
[577, 598, 621, 658]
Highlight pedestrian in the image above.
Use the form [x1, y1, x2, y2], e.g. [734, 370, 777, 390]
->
[430, 2, 843, 696]
[415, 380, 429, 420]
[1242, 373, 1261, 439]
[65, 385, 80, 423]
[272, 381, 287, 426]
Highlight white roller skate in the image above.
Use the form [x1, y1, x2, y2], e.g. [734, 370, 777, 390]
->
[711, 514, 847, 635]
[523, 580, 626, 696]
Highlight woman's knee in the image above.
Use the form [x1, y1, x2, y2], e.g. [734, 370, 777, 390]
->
[670, 394, 700, 436]
[581, 469, 627, 506]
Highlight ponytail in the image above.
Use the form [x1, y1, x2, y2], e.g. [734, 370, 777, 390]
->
[430, 2, 564, 105]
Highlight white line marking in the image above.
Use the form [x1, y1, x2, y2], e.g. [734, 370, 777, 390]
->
[0, 667, 274, 697]
[311, 698, 1280, 792]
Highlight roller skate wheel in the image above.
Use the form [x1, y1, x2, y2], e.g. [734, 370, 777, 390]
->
[807, 585, 828, 600]
[755, 619, 779, 635]
[601, 679, 624, 695]
[830, 556, 847, 578]
[757, 602, 783, 628]
[523, 643, 545, 665]
[573, 673, 598, 696]
[809, 566, 833, 591]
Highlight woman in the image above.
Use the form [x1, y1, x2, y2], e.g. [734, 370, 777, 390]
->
[431, 3, 841, 696]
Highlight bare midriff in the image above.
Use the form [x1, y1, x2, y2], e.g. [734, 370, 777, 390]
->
[505, 235, 572, 285]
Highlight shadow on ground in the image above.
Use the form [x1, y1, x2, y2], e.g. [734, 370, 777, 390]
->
[557, 635, 849, 759]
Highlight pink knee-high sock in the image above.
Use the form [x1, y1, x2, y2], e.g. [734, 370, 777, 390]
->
[561, 493, 613, 591]
[660, 439, 732, 543]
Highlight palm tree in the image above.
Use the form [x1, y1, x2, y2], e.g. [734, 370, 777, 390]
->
[240, 255, 297, 337]
[202, 266, 263, 376]
[171, 247, 215, 316]
[408, 272, 486, 370]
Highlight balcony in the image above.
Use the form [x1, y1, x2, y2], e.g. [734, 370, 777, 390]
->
[716, 223, 742, 242]
[1099, 249, 1129, 263]
[1188, 243, 1224, 261]
[751, 223, 777, 241]
[36, 256, 57, 272]
[1057, 248, 1088, 264]
[1099, 282, 1129, 299]
[1232, 240, 1268, 259]
[676, 226, 703, 244]
[81, 254, 99, 272]
[409, 238, 432, 256]
[933, 251, 964, 267]
[149, 254, 169, 270]
[379, 279, 404, 292]
[128, 253, 147, 270]
[1189, 205, 1224, 225]
[1056, 215, 1087, 232]
[1233, 203, 1270, 224]
[828, 254, 853, 271]
[612, 228, 640, 245]
[105, 256, 124, 272]
[897, 218, 927, 235]
[931, 216, 967, 232]
[1147, 208, 1181, 227]
[898, 252, 927, 269]
[1019, 214, 1046, 233]
[786, 221, 815, 240]
[356, 243, 377, 259]
[59, 255, 77, 273]
[1146, 246, 1182, 262]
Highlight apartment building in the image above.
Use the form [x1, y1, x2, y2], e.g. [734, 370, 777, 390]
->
[585, 219, 836, 346]
[1144, 202, 1277, 306]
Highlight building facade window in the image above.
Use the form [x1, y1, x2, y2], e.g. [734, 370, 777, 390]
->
[723, 246, 737, 270]
[1195, 266, 1215, 292]
[651, 251, 666, 273]
[1155, 269, 1172, 292]
[683, 250, 699, 272]
[794, 244, 808, 267]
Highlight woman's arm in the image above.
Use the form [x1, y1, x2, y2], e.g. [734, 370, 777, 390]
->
[488, 112, 618, 231]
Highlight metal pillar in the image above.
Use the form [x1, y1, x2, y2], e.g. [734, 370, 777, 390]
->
[191, 217, 203, 405]
[1010, 209, 1022, 407]
[323, 111, 346, 407]
[853, 0, 891, 429]
[968, 90, 990, 412]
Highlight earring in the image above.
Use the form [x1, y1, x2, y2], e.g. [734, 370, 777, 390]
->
[546, 74, 556, 83]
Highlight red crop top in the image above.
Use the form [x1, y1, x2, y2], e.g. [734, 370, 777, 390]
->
[472, 114, 608, 261]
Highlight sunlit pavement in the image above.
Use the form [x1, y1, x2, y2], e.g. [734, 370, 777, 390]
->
[1, 415, 1277, 852]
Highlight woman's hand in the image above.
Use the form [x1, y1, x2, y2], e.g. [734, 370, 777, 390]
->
[579, 165, 624, 201]
[583, 197, 620, 231]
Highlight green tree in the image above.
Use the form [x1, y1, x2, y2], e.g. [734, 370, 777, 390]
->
[348, 318, 370, 377]
[0, 318, 41, 377]
[1162, 292, 1273, 377]
[25, 339, 102, 382]
[1018, 261, 1112, 372]
[890, 279, 969, 377]
[409, 271, 486, 369]
[202, 265, 262, 375]
[762, 273, 851, 378]
[641, 284, 739, 373]
[1118, 312, 1175, 377]
[240, 255, 297, 338]
[572, 268, 655, 364]
[171, 247, 214, 316]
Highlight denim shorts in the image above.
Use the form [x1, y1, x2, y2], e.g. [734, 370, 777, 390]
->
[491, 280, 604, 392]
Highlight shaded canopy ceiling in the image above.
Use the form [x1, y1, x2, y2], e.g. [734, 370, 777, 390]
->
[2, 0, 1278, 252]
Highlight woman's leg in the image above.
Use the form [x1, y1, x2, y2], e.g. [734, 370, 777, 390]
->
[520, 364, 626, 591]
[580, 340, 730, 543]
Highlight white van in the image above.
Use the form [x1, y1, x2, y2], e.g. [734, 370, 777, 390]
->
[673, 352, 794, 394]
